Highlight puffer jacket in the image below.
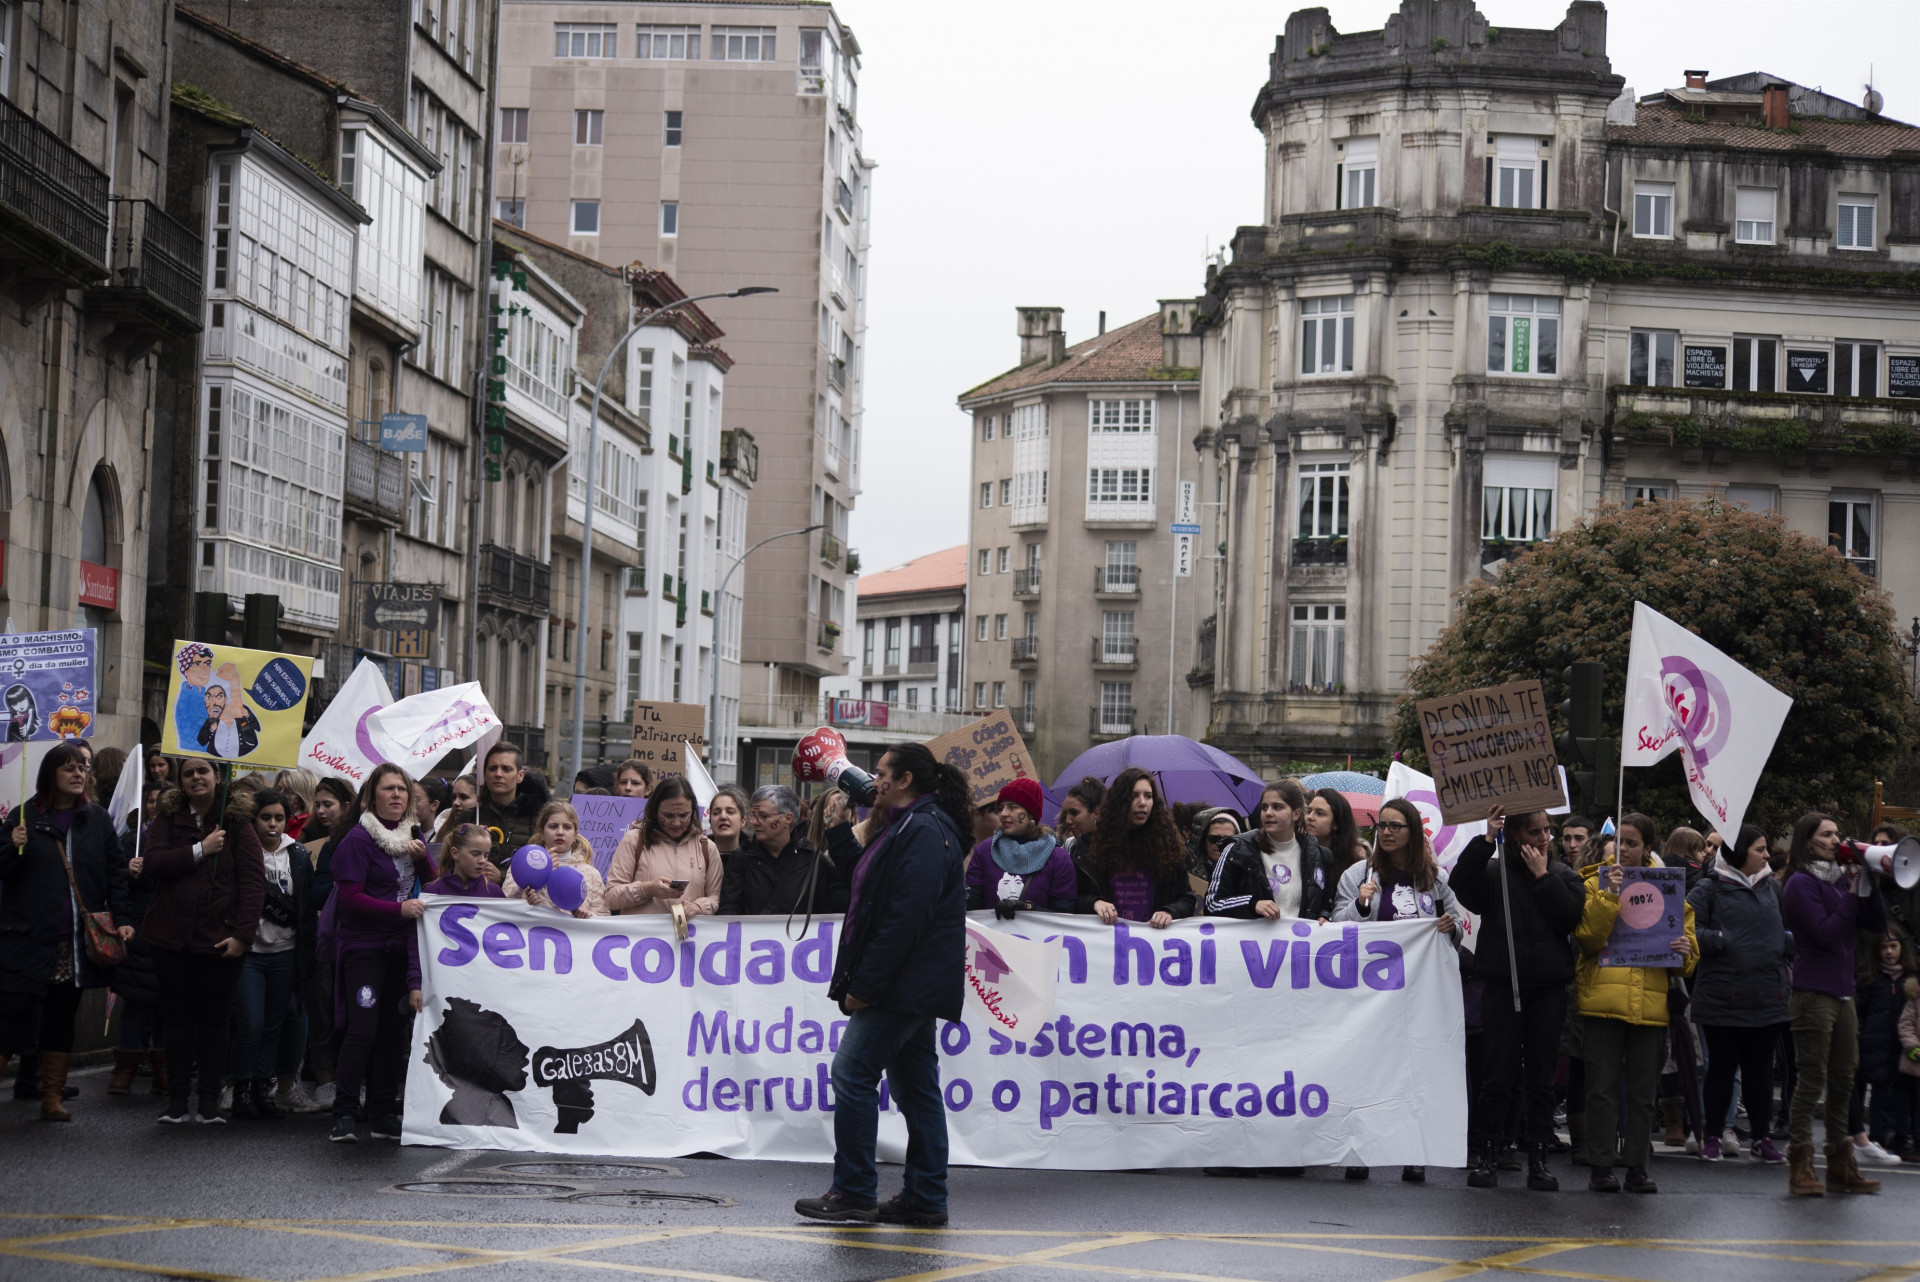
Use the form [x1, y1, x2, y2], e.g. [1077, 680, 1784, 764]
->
[1685, 856, 1791, 1027]
[1574, 854, 1698, 1027]
[1858, 967, 1913, 1085]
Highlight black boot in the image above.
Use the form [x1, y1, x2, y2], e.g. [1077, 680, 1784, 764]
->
[249, 1081, 284, 1120]
[1467, 1143, 1499, 1189]
[12, 1051, 38, 1099]
[230, 1080, 259, 1121]
[1527, 1142, 1560, 1191]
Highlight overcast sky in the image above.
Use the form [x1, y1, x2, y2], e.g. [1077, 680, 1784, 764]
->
[840, 0, 1919, 574]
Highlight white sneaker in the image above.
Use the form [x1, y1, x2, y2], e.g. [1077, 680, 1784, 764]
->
[1684, 1136, 1700, 1155]
[312, 1082, 337, 1109]
[1723, 1134, 1742, 1158]
[279, 1081, 326, 1115]
[1855, 1138, 1901, 1165]
[218, 1084, 234, 1112]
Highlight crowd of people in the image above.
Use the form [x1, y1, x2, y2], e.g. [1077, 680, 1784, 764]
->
[4, 737, 1918, 1210]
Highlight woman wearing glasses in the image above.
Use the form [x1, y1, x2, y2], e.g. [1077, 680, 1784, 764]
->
[1334, 795, 1463, 1184]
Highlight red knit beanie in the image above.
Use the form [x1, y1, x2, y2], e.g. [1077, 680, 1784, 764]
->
[997, 777, 1044, 820]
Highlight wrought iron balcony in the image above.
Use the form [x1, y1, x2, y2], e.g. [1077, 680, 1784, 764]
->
[343, 437, 406, 524]
[836, 178, 854, 220]
[817, 619, 842, 650]
[478, 543, 552, 615]
[1090, 705, 1136, 738]
[102, 198, 203, 322]
[1292, 537, 1348, 567]
[1011, 568, 1041, 597]
[0, 94, 108, 282]
[820, 532, 843, 565]
[1093, 635, 1138, 666]
[1095, 566, 1140, 596]
[1014, 704, 1036, 734]
[1010, 635, 1039, 665]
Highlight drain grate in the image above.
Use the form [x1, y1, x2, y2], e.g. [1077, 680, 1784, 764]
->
[567, 1190, 734, 1209]
[489, 1161, 681, 1181]
[392, 1181, 580, 1197]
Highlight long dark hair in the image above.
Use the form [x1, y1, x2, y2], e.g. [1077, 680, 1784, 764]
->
[1084, 767, 1184, 877]
[1728, 824, 1770, 872]
[641, 776, 700, 849]
[1788, 811, 1834, 876]
[881, 743, 973, 838]
[1311, 787, 1362, 869]
[1371, 796, 1437, 892]
[349, 762, 414, 832]
[32, 741, 93, 810]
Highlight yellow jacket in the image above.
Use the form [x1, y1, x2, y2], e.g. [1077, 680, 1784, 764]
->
[1574, 854, 1698, 1027]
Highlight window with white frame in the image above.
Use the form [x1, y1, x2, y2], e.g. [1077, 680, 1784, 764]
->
[1296, 462, 1348, 538]
[1487, 294, 1560, 376]
[994, 614, 1007, 641]
[1482, 455, 1556, 543]
[1098, 681, 1133, 732]
[571, 199, 599, 234]
[1630, 330, 1678, 386]
[979, 414, 994, 442]
[1104, 541, 1138, 590]
[1012, 469, 1048, 513]
[1828, 493, 1875, 568]
[993, 681, 1007, 708]
[1625, 481, 1672, 507]
[975, 615, 988, 642]
[1492, 135, 1544, 209]
[1732, 336, 1778, 392]
[499, 107, 528, 143]
[340, 128, 425, 332]
[636, 24, 699, 59]
[712, 26, 775, 61]
[1300, 296, 1355, 375]
[977, 549, 990, 575]
[972, 681, 986, 708]
[979, 481, 992, 509]
[1735, 187, 1776, 244]
[1835, 342, 1879, 398]
[884, 618, 901, 667]
[1010, 403, 1048, 439]
[1087, 467, 1152, 507]
[1289, 605, 1345, 692]
[1089, 399, 1154, 432]
[1338, 136, 1377, 210]
[574, 109, 604, 145]
[659, 202, 678, 236]
[997, 547, 1010, 574]
[555, 23, 616, 58]
[1836, 195, 1876, 250]
[663, 111, 682, 146]
[1101, 611, 1135, 663]
[1633, 181, 1674, 238]
[999, 478, 1012, 506]
[496, 198, 524, 228]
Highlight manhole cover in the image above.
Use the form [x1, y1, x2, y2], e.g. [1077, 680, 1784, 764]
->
[490, 1162, 681, 1180]
[392, 1181, 579, 1197]
[567, 1190, 734, 1209]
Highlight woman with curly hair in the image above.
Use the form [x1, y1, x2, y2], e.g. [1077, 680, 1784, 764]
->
[1070, 768, 1193, 927]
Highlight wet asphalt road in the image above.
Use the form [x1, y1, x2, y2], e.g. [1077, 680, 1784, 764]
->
[3, 1060, 1918, 1282]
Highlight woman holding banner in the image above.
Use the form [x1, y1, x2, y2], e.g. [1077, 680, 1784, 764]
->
[1073, 768, 1193, 925]
[1573, 813, 1697, 1194]
[1204, 780, 1334, 922]
[1781, 811, 1887, 1195]
[605, 778, 723, 916]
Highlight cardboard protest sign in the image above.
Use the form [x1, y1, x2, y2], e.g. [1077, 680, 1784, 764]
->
[572, 792, 647, 880]
[1414, 680, 1562, 824]
[630, 701, 707, 777]
[0, 629, 97, 741]
[162, 640, 312, 768]
[1599, 865, 1687, 968]
[926, 711, 1039, 808]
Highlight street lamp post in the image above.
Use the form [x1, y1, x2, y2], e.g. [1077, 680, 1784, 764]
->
[708, 523, 824, 781]
[568, 285, 776, 783]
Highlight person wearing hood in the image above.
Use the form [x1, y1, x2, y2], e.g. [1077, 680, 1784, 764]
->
[475, 742, 549, 869]
[1186, 806, 1246, 888]
[1686, 824, 1791, 1165]
[965, 779, 1075, 919]
[1573, 813, 1698, 1194]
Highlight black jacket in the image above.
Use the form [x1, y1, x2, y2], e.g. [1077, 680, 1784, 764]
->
[1071, 843, 1196, 920]
[1858, 967, 1911, 1084]
[1450, 835, 1584, 993]
[828, 795, 966, 1020]
[476, 773, 550, 867]
[1203, 829, 1336, 919]
[0, 800, 130, 995]
[717, 834, 838, 916]
[1685, 861, 1791, 1027]
[260, 837, 319, 981]
[110, 822, 161, 1008]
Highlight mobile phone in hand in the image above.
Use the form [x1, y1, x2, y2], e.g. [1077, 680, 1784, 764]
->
[668, 879, 689, 892]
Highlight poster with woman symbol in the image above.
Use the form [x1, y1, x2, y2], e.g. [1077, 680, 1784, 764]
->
[1599, 866, 1687, 968]
[0, 629, 97, 741]
[160, 640, 313, 768]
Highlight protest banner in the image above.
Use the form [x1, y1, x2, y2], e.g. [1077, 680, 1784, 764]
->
[298, 659, 397, 788]
[630, 702, 707, 777]
[572, 792, 647, 880]
[927, 710, 1039, 808]
[368, 682, 500, 777]
[1598, 866, 1687, 969]
[162, 640, 311, 768]
[403, 906, 1465, 1169]
[1414, 680, 1562, 823]
[0, 628, 97, 742]
[1622, 601, 1791, 840]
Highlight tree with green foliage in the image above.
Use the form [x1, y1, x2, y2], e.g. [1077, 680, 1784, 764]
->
[1393, 498, 1917, 836]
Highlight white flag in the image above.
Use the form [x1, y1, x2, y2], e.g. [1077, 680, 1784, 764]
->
[962, 919, 1060, 1036]
[296, 659, 398, 790]
[682, 741, 717, 811]
[107, 745, 143, 829]
[1384, 760, 1484, 872]
[1621, 601, 1792, 839]
[366, 681, 502, 779]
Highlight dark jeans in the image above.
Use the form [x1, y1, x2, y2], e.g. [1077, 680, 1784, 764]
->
[276, 991, 307, 1080]
[829, 1008, 948, 1211]
[0, 982, 85, 1056]
[1702, 1023, 1781, 1142]
[1868, 1075, 1919, 1143]
[153, 949, 244, 1107]
[1582, 1016, 1666, 1170]
[116, 997, 161, 1052]
[331, 949, 413, 1121]
[304, 970, 334, 1077]
[229, 950, 298, 1082]
[1473, 983, 1565, 1147]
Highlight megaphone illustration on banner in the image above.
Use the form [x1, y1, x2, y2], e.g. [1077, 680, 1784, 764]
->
[792, 726, 877, 807]
[1839, 837, 1920, 890]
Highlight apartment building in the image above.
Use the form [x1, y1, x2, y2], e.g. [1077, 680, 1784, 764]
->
[958, 310, 1204, 779]
[496, 1, 869, 735]
[0, 0, 192, 749]
[1192, 0, 1920, 773]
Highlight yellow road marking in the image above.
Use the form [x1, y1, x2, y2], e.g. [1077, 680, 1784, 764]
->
[0, 1246, 273, 1282]
[1384, 1242, 1593, 1281]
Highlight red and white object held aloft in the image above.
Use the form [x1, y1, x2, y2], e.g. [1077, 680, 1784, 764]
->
[792, 727, 877, 807]
[1839, 837, 1920, 890]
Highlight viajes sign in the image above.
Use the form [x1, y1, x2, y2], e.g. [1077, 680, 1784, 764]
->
[402, 905, 1466, 1169]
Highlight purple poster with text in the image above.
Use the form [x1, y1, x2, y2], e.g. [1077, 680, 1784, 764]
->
[1599, 865, 1687, 968]
[0, 629, 97, 742]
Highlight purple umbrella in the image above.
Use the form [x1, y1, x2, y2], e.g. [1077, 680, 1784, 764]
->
[1045, 735, 1268, 822]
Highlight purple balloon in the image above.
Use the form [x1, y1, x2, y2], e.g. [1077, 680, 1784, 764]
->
[546, 863, 586, 913]
[510, 844, 552, 890]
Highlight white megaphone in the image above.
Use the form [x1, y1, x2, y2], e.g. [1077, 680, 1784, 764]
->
[1841, 837, 1920, 890]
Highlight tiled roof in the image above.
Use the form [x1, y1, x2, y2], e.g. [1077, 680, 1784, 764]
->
[959, 312, 1190, 403]
[857, 545, 968, 599]
[1608, 101, 1920, 157]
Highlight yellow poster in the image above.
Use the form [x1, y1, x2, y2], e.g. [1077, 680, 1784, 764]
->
[160, 640, 314, 769]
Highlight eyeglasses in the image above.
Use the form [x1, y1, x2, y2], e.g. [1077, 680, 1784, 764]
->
[1208, 833, 1236, 849]
[1375, 821, 1411, 832]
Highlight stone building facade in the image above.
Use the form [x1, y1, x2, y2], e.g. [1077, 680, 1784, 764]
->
[1192, 0, 1920, 774]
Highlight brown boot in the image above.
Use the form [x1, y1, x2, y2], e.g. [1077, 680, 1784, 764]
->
[147, 1050, 168, 1096]
[108, 1050, 142, 1095]
[1661, 1098, 1684, 1146]
[38, 1051, 72, 1122]
[1788, 1142, 1824, 1195]
[1826, 1142, 1882, 1194]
